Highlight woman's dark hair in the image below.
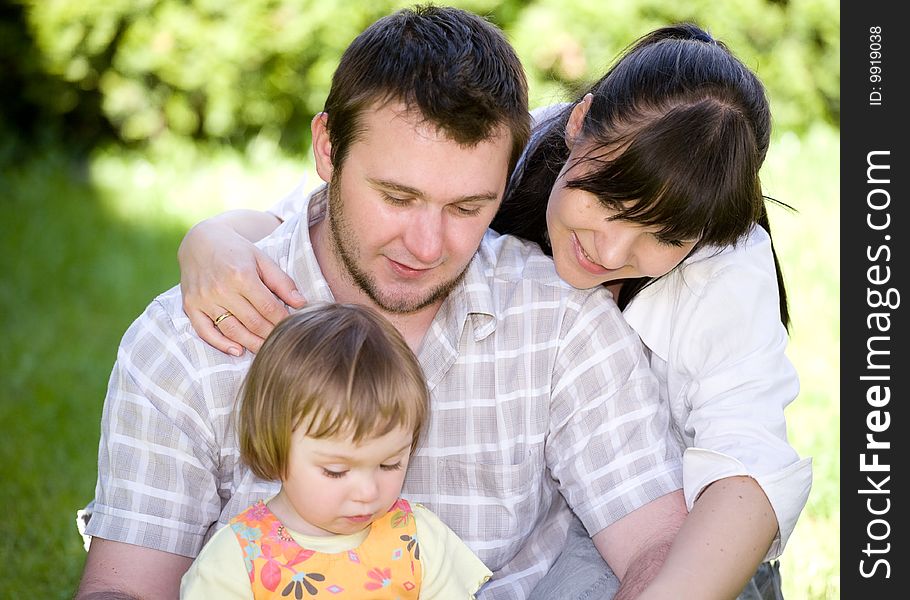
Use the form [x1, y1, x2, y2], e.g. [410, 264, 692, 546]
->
[493, 23, 791, 327]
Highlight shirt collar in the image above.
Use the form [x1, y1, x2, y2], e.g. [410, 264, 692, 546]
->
[621, 234, 746, 362]
[621, 273, 674, 362]
[285, 184, 335, 306]
[416, 234, 498, 391]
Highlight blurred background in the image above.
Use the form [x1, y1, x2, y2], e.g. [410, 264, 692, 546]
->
[0, 1, 839, 597]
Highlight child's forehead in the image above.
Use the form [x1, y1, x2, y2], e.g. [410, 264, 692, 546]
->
[298, 426, 413, 460]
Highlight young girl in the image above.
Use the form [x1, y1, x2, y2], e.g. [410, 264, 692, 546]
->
[179, 302, 491, 599]
[177, 24, 811, 600]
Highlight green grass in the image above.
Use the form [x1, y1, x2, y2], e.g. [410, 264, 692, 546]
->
[0, 138, 303, 598]
[1, 150, 187, 597]
[0, 127, 838, 597]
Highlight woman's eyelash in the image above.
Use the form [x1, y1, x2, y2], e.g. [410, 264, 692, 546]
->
[656, 237, 685, 247]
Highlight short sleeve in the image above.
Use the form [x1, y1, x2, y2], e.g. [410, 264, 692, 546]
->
[84, 293, 243, 557]
[546, 289, 683, 537]
[180, 524, 252, 599]
[413, 504, 492, 599]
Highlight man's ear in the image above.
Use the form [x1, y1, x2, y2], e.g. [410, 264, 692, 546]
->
[565, 93, 593, 149]
[311, 112, 333, 183]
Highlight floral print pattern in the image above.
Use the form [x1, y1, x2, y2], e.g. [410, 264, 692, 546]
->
[229, 499, 421, 598]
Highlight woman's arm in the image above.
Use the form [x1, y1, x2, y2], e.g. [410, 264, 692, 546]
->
[178, 209, 303, 355]
[634, 476, 778, 599]
[620, 230, 812, 598]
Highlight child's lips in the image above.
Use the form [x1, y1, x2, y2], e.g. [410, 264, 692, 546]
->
[345, 514, 373, 523]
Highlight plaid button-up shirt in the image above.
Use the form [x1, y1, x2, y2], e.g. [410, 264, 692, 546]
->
[85, 186, 682, 599]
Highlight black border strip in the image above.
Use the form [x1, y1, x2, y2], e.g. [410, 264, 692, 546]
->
[840, 2, 906, 595]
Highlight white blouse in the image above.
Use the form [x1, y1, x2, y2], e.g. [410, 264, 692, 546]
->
[622, 224, 812, 560]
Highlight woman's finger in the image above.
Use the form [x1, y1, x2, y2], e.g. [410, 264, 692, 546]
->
[212, 308, 266, 353]
[256, 252, 307, 311]
[213, 291, 275, 345]
[188, 308, 244, 357]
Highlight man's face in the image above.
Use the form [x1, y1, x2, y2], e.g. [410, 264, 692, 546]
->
[315, 102, 512, 314]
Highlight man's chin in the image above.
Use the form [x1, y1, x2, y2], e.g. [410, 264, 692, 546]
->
[363, 270, 469, 314]
[370, 291, 443, 314]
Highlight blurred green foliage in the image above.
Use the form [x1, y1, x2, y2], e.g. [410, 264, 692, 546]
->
[7, 0, 837, 157]
[509, 0, 840, 133]
[2, 1, 839, 597]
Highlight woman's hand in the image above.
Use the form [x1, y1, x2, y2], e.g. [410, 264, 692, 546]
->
[177, 210, 304, 355]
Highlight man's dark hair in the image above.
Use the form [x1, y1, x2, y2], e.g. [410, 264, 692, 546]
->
[323, 4, 530, 175]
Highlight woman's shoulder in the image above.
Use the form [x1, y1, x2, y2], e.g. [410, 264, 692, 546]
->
[634, 226, 774, 304]
[679, 225, 775, 285]
[623, 226, 781, 359]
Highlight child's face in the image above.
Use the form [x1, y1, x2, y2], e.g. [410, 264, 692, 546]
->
[270, 425, 413, 537]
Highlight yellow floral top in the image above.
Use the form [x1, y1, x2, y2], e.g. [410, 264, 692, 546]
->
[181, 498, 491, 599]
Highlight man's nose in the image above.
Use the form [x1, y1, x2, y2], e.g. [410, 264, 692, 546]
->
[403, 208, 445, 266]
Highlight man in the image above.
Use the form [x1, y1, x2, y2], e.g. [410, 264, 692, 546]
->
[76, 6, 684, 599]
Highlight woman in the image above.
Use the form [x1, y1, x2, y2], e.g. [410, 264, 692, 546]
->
[177, 24, 811, 599]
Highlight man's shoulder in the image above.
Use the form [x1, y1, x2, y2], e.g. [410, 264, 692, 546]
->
[134, 283, 193, 340]
[475, 230, 610, 301]
[476, 230, 563, 287]
[255, 213, 300, 260]
[120, 283, 253, 381]
[472, 230, 624, 331]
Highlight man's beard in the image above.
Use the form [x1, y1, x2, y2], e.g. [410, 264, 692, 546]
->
[327, 180, 469, 314]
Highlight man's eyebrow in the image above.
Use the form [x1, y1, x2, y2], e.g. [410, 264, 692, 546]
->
[368, 178, 499, 203]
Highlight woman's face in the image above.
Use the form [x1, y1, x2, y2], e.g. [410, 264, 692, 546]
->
[545, 149, 698, 290]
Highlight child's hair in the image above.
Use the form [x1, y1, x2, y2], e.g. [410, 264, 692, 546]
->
[238, 302, 429, 481]
[494, 23, 791, 327]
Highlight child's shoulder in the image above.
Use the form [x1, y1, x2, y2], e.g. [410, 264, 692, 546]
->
[402, 501, 493, 598]
[194, 519, 246, 565]
[179, 521, 251, 598]
[404, 501, 450, 536]
[403, 500, 435, 521]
